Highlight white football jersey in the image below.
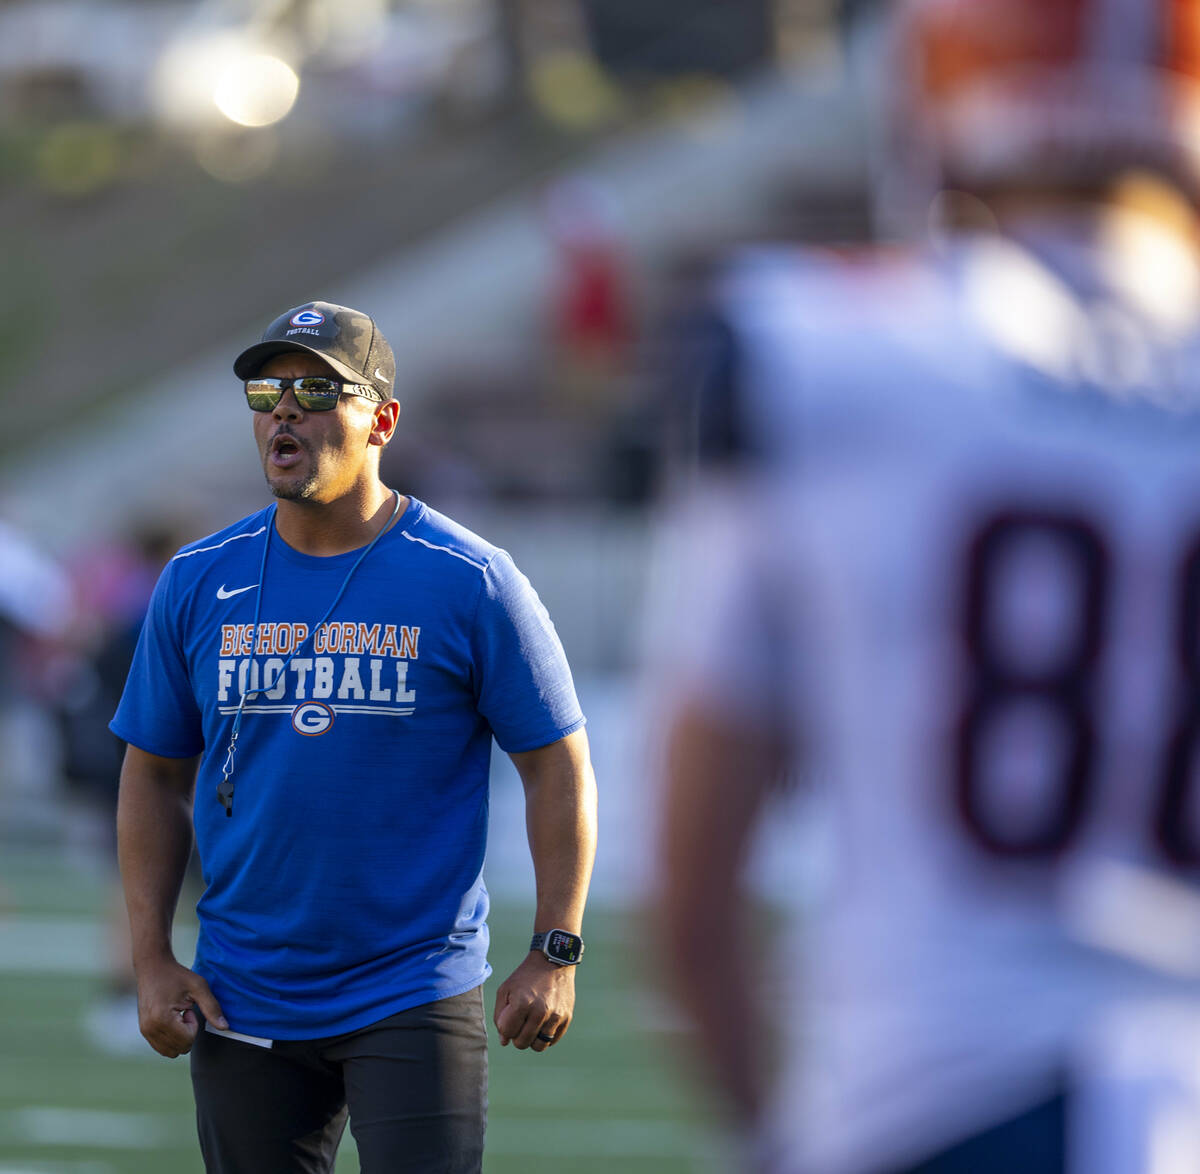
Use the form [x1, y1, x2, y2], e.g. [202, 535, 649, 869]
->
[653, 218, 1200, 1173]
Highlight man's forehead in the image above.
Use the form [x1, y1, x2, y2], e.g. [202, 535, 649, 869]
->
[256, 351, 337, 378]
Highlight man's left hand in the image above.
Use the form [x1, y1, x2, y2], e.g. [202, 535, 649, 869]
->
[493, 953, 576, 1052]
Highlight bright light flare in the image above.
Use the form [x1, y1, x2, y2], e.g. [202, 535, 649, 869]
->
[152, 33, 299, 130]
[213, 54, 299, 128]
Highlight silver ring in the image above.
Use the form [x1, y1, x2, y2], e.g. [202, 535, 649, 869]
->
[536, 1032, 554, 1043]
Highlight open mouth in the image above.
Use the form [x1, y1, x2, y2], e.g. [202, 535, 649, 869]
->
[270, 434, 303, 467]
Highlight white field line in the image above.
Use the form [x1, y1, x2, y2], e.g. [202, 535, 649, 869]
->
[0, 1106, 726, 1162]
[485, 1116, 728, 1160]
[0, 920, 196, 975]
[0, 1107, 190, 1149]
[0, 1165, 114, 1174]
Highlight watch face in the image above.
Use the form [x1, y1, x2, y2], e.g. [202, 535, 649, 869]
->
[546, 929, 583, 964]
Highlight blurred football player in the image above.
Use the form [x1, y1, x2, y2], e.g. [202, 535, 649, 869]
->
[651, 1, 1200, 1171]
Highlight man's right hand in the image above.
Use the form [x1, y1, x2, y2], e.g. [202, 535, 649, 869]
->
[135, 957, 227, 1058]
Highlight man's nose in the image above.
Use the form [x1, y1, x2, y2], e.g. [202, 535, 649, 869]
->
[272, 388, 303, 420]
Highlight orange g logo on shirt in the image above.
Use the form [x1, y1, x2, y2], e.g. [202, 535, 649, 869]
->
[292, 701, 335, 736]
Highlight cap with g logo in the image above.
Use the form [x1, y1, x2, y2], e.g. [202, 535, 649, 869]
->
[233, 301, 396, 402]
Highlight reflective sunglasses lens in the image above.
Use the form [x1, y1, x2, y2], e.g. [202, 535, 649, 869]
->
[245, 383, 282, 411]
[244, 377, 341, 411]
[293, 379, 341, 411]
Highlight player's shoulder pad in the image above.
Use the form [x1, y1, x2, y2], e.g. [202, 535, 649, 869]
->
[719, 241, 939, 337]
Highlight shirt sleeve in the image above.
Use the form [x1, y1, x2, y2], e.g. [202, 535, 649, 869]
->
[471, 551, 586, 754]
[109, 560, 205, 758]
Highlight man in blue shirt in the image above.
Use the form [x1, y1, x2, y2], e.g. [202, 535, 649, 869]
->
[112, 300, 597, 1173]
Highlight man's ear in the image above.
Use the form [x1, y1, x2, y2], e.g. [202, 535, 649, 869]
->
[369, 400, 401, 447]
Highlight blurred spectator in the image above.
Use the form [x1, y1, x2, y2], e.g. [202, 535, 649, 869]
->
[54, 522, 190, 1055]
[543, 177, 634, 417]
[57, 528, 174, 798]
[0, 519, 71, 926]
[0, 518, 72, 649]
[650, 1, 1200, 1171]
[0, 518, 73, 802]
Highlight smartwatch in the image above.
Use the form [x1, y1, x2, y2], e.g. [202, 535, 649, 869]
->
[530, 929, 585, 966]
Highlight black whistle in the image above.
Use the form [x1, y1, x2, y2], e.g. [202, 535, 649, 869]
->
[217, 779, 235, 817]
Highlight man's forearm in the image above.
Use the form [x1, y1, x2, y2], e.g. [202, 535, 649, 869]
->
[658, 701, 781, 1126]
[117, 746, 199, 967]
[493, 728, 597, 1050]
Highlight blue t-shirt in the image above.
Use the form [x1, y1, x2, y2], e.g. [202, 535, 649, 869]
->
[111, 496, 585, 1038]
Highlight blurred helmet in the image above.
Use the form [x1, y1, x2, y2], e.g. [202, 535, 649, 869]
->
[883, 0, 1200, 220]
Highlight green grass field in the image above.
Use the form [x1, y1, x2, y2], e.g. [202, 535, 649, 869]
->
[0, 846, 729, 1173]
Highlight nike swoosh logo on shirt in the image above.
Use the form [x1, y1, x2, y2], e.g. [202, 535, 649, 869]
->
[217, 584, 258, 600]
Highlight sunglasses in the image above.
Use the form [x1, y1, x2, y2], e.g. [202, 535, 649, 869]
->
[244, 376, 381, 412]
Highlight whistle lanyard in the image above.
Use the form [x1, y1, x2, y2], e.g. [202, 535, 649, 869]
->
[217, 490, 403, 816]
